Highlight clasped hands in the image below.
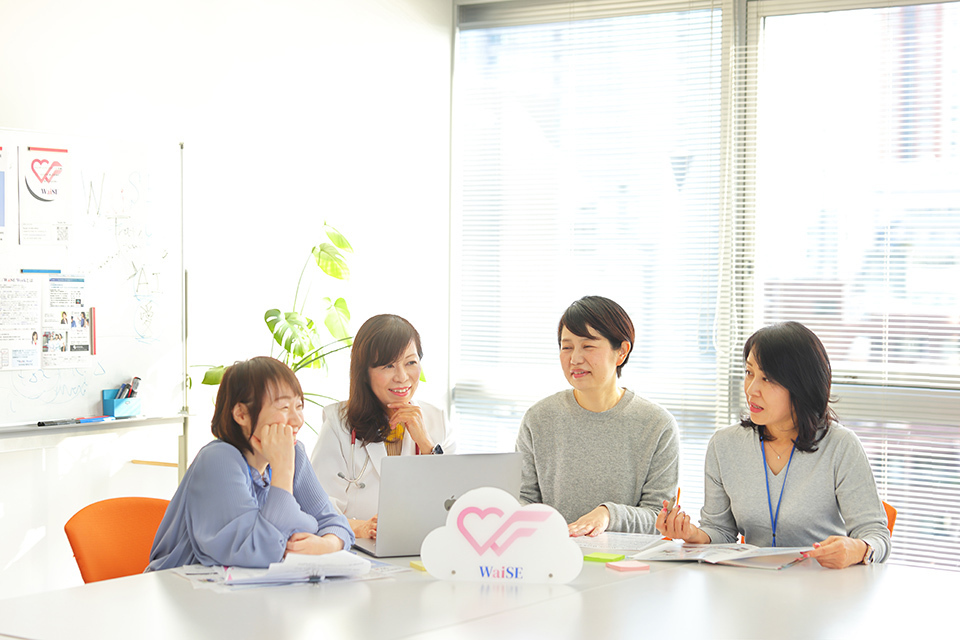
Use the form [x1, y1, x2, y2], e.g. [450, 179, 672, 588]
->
[286, 532, 344, 556]
[386, 403, 436, 453]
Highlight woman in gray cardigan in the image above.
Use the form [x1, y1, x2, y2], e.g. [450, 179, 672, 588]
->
[657, 322, 891, 569]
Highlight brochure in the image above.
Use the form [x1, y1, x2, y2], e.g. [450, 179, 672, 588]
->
[632, 541, 813, 570]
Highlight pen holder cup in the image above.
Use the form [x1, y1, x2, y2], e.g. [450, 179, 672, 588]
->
[102, 389, 141, 417]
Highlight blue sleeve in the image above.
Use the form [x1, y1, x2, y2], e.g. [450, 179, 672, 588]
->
[292, 442, 355, 549]
[185, 443, 321, 568]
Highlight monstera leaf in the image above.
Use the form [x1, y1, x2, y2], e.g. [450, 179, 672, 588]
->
[264, 309, 321, 361]
[201, 365, 226, 386]
[200, 224, 355, 393]
[323, 224, 354, 253]
[312, 243, 350, 280]
[323, 297, 351, 342]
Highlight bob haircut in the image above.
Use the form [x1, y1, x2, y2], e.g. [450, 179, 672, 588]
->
[740, 321, 836, 452]
[557, 296, 635, 377]
[211, 356, 303, 457]
[345, 314, 423, 443]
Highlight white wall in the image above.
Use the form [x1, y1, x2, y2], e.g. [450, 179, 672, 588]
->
[0, 0, 452, 594]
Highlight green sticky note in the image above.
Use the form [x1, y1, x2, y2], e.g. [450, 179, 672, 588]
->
[583, 552, 625, 563]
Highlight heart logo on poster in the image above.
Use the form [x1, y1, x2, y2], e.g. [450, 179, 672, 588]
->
[456, 506, 551, 556]
[31, 159, 63, 183]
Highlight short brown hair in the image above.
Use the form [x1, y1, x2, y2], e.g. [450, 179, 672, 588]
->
[211, 357, 303, 456]
[558, 296, 635, 377]
[345, 314, 422, 443]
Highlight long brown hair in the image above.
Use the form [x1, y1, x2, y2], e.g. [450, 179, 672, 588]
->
[211, 357, 303, 456]
[345, 314, 422, 443]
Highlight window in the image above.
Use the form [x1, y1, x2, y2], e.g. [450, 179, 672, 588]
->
[453, 0, 960, 570]
[453, 0, 728, 516]
[746, 0, 960, 569]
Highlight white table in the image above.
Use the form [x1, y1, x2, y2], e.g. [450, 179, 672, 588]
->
[0, 556, 953, 639]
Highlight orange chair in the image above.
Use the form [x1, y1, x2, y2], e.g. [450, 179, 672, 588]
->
[64, 497, 170, 583]
[882, 500, 897, 536]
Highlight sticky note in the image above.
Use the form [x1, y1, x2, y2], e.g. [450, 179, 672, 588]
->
[410, 560, 426, 571]
[583, 552, 625, 563]
[606, 560, 650, 572]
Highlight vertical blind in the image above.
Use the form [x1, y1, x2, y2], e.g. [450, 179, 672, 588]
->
[452, 0, 960, 570]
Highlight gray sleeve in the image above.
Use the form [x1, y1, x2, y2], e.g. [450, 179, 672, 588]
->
[515, 413, 541, 505]
[697, 434, 740, 544]
[602, 414, 680, 534]
[834, 431, 892, 563]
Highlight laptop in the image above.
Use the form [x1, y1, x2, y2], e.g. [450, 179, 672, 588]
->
[353, 452, 522, 558]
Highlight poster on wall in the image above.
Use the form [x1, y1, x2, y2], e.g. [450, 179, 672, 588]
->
[0, 274, 42, 370]
[18, 145, 70, 245]
[41, 275, 91, 368]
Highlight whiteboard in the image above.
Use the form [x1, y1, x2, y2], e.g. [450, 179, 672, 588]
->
[0, 129, 184, 426]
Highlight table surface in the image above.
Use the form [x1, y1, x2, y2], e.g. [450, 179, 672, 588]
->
[0, 551, 953, 640]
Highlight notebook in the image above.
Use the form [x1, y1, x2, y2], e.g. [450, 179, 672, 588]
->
[353, 452, 522, 558]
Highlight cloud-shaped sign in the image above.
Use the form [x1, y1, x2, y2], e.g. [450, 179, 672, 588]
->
[420, 487, 582, 583]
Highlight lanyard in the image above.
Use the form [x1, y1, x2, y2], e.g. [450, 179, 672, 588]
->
[761, 437, 796, 547]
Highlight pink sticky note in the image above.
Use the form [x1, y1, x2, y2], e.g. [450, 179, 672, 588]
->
[606, 560, 650, 572]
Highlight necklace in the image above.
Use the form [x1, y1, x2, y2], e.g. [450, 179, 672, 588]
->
[767, 440, 794, 460]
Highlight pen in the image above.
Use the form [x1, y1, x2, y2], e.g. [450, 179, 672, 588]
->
[38, 416, 117, 426]
[668, 488, 681, 510]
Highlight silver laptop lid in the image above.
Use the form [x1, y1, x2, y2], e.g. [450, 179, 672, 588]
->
[354, 452, 522, 558]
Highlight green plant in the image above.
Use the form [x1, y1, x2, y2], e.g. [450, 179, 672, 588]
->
[201, 222, 353, 408]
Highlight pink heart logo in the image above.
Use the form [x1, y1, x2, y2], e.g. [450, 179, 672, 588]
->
[457, 506, 551, 557]
[31, 159, 62, 183]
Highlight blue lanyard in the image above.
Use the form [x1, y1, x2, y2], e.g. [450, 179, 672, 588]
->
[761, 438, 796, 547]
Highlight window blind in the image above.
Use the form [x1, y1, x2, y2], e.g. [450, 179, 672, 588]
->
[740, 0, 960, 570]
[452, 0, 729, 520]
[453, 0, 960, 570]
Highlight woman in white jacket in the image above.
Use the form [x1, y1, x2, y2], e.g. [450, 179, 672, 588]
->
[310, 314, 455, 539]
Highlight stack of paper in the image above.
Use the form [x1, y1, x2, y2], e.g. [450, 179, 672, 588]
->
[223, 551, 372, 586]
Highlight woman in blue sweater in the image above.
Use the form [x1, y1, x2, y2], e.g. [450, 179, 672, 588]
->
[148, 357, 353, 570]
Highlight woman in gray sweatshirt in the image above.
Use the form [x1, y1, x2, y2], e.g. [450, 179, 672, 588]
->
[657, 321, 890, 569]
[516, 296, 680, 537]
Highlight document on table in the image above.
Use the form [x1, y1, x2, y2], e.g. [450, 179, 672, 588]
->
[171, 551, 373, 591]
[224, 550, 371, 586]
[573, 532, 664, 552]
[633, 541, 814, 570]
